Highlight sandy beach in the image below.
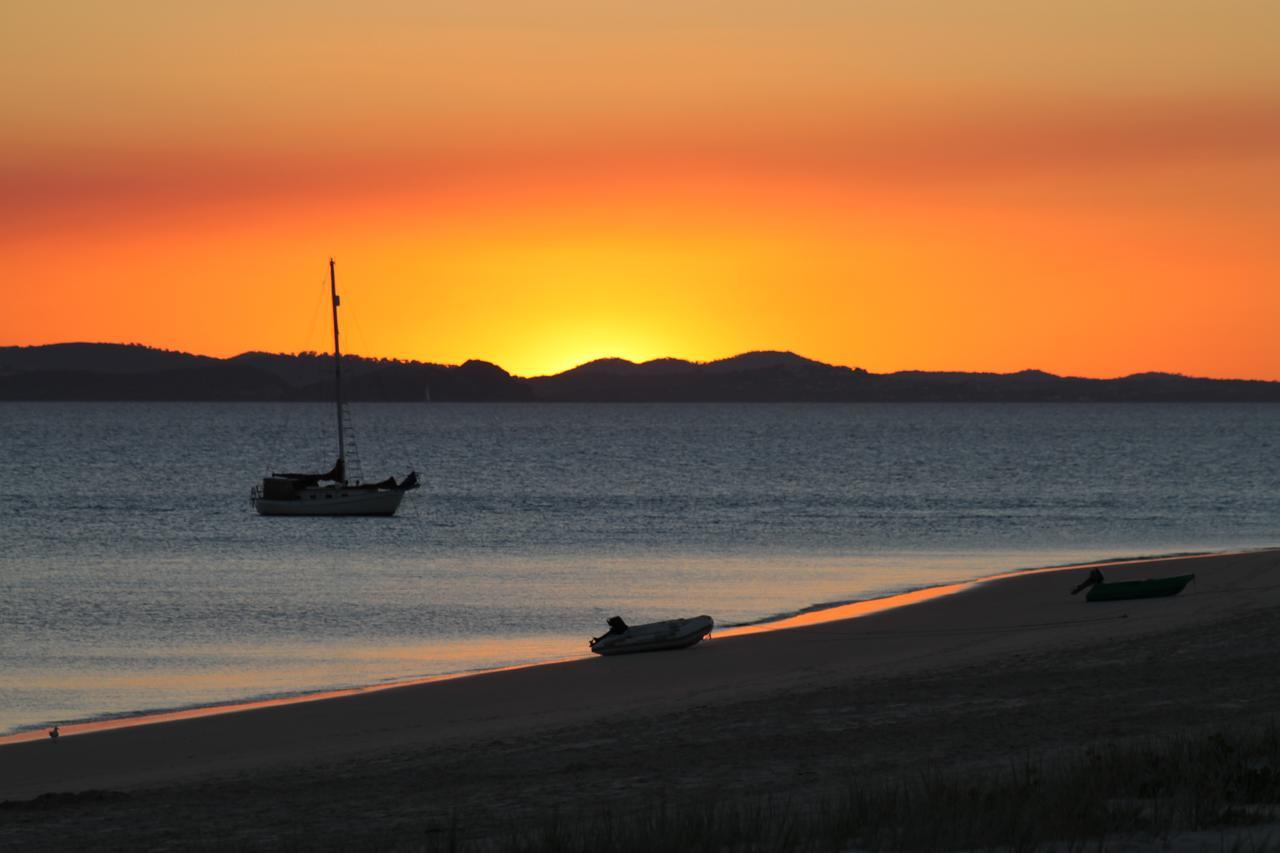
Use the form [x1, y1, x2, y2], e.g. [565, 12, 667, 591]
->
[4, 549, 1280, 849]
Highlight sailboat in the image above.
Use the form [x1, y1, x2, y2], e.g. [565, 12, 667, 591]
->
[250, 259, 420, 517]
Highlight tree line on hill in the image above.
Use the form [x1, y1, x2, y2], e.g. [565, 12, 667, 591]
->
[2, 343, 1278, 402]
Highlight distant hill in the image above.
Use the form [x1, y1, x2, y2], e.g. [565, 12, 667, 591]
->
[527, 352, 1280, 402]
[1, 343, 1278, 402]
[528, 351, 870, 401]
[0, 342, 220, 374]
[0, 344, 531, 402]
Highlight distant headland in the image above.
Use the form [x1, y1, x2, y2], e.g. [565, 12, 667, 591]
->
[2, 343, 1278, 402]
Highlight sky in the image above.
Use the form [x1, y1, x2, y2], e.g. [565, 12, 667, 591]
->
[3, 1, 1278, 378]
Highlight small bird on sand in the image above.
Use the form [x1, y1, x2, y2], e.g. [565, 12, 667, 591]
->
[48, 726, 59, 742]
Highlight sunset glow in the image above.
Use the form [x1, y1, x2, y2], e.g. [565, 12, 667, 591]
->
[4, 1, 1279, 378]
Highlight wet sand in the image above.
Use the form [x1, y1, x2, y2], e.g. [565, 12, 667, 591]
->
[3, 549, 1279, 848]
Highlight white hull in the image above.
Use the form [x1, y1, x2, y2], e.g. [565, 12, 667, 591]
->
[254, 486, 405, 517]
[590, 615, 714, 656]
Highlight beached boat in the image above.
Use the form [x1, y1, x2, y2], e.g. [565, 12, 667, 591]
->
[250, 260, 420, 517]
[1071, 568, 1194, 602]
[589, 615, 714, 656]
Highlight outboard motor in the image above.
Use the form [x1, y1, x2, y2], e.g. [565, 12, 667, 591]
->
[1071, 568, 1105, 595]
[589, 615, 630, 648]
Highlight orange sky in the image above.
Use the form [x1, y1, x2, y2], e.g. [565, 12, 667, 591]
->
[3, 1, 1279, 378]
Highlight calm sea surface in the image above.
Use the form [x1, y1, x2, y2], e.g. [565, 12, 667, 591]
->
[1, 402, 1277, 734]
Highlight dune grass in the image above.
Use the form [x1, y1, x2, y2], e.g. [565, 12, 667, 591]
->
[385, 722, 1280, 852]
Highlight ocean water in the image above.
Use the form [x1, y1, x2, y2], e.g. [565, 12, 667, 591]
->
[1, 402, 1277, 734]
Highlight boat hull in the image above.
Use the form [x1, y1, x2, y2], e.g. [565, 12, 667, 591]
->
[254, 487, 405, 517]
[1085, 574, 1194, 602]
[590, 615, 714, 656]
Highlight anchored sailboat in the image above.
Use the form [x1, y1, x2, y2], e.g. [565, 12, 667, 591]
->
[250, 259, 419, 517]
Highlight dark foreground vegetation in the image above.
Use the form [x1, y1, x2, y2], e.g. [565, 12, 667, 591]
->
[8, 726, 1277, 852]
[285, 724, 1279, 852]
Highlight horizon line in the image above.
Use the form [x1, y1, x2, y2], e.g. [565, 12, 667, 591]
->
[3, 340, 1275, 384]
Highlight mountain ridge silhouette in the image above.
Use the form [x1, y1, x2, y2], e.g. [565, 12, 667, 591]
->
[2, 343, 1277, 402]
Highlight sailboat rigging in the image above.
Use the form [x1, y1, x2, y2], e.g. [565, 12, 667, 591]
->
[250, 259, 420, 516]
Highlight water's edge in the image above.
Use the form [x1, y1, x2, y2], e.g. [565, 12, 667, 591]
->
[4, 547, 1256, 745]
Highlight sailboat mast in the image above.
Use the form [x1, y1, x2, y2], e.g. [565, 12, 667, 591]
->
[329, 258, 345, 475]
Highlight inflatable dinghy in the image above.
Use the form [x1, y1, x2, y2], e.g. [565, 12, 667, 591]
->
[589, 615, 714, 656]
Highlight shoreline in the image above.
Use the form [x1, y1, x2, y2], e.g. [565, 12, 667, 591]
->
[5, 547, 1279, 847]
[0, 547, 1264, 750]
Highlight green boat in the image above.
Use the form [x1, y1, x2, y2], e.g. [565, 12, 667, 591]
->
[1071, 568, 1195, 602]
